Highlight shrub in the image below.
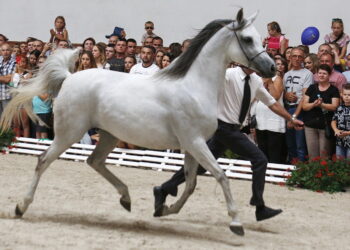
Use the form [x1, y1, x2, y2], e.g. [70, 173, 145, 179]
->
[286, 156, 350, 193]
[0, 129, 16, 153]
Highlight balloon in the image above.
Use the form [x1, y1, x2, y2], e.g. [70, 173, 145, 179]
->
[301, 26, 320, 45]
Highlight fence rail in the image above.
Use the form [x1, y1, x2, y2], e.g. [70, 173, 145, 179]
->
[8, 137, 295, 183]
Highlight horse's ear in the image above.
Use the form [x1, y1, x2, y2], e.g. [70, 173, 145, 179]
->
[236, 8, 243, 24]
[246, 10, 259, 24]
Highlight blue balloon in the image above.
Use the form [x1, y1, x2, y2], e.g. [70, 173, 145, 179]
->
[301, 26, 320, 45]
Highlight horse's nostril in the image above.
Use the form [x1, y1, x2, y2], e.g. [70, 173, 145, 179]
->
[271, 65, 276, 72]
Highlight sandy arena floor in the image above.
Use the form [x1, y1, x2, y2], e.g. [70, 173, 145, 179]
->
[0, 154, 349, 249]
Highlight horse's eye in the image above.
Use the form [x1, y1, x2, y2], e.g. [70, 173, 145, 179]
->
[243, 37, 253, 44]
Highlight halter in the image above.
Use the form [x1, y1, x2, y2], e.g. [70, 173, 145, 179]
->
[232, 20, 267, 68]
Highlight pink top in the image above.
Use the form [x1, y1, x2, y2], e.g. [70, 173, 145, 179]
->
[267, 35, 285, 49]
[324, 33, 350, 49]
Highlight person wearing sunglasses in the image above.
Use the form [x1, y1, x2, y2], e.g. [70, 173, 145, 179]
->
[141, 21, 158, 45]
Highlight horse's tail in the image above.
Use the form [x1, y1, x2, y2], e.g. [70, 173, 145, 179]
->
[0, 48, 80, 133]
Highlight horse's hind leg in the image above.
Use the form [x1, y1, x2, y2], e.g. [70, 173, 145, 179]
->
[15, 132, 83, 217]
[86, 130, 131, 212]
[156, 152, 198, 216]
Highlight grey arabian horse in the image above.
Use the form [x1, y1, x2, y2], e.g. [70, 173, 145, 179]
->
[0, 9, 275, 236]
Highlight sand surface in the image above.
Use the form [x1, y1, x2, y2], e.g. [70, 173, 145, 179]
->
[0, 154, 349, 249]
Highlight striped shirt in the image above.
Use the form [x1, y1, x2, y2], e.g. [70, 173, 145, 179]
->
[0, 57, 16, 100]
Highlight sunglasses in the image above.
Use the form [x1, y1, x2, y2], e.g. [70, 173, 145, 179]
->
[145, 26, 154, 30]
[332, 18, 343, 23]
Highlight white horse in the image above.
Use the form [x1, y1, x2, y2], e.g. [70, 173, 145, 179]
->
[1, 9, 275, 236]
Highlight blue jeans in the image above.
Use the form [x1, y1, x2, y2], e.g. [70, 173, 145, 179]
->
[336, 145, 350, 159]
[285, 107, 308, 162]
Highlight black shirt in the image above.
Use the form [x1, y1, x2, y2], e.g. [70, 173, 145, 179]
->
[304, 83, 340, 129]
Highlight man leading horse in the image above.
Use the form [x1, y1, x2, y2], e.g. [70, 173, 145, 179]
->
[153, 65, 304, 221]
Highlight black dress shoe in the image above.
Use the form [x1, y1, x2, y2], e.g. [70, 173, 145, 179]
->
[256, 206, 282, 221]
[153, 186, 167, 210]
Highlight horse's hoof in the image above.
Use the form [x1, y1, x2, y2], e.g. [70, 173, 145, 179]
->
[153, 205, 165, 217]
[229, 224, 245, 236]
[120, 199, 131, 212]
[15, 205, 23, 218]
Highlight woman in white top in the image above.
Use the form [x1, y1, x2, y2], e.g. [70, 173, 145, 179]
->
[254, 60, 287, 164]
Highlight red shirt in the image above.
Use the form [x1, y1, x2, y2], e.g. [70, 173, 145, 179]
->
[267, 36, 284, 49]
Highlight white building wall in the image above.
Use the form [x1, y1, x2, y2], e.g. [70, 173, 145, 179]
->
[1, 0, 349, 52]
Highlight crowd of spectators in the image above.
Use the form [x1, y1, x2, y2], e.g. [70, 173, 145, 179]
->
[0, 16, 350, 161]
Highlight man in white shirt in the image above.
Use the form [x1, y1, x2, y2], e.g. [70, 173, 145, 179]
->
[130, 45, 159, 75]
[153, 66, 303, 221]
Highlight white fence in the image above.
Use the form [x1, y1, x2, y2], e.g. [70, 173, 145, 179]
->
[8, 137, 295, 183]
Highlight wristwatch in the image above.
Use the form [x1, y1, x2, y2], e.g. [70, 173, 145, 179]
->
[291, 114, 297, 121]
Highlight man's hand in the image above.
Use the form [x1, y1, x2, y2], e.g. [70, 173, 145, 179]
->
[288, 118, 304, 130]
[285, 91, 297, 103]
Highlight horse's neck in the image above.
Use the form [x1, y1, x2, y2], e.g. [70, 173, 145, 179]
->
[185, 31, 232, 103]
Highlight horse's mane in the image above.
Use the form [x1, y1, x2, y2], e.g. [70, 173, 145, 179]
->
[158, 19, 233, 79]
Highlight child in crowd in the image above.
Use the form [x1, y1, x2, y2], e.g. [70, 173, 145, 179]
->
[49, 16, 69, 47]
[124, 55, 137, 73]
[324, 18, 350, 59]
[32, 94, 52, 139]
[263, 21, 289, 55]
[141, 21, 157, 45]
[331, 84, 350, 158]
[31, 56, 52, 139]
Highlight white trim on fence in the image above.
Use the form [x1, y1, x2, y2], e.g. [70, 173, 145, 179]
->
[8, 137, 295, 183]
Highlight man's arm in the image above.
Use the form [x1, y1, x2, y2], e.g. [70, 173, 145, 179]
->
[268, 101, 304, 129]
[0, 74, 12, 83]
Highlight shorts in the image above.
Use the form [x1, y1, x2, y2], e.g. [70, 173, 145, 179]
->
[36, 113, 52, 133]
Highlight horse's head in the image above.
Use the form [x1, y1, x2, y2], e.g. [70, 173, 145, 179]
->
[227, 9, 276, 78]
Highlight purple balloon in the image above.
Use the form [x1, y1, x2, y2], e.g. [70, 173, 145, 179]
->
[301, 26, 320, 45]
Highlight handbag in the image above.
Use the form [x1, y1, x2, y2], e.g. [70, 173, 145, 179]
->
[324, 120, 332, 139]
[322, 111, 333, 139]
[323, 117, 333, 139]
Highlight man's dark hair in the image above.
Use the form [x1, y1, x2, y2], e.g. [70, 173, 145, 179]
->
[26, 37, 38, 43]
[142, 45, 156, 54]
[153, 36, 163, 43]
[83, 37, 96, 46]
[127, 38, 137, 44]
[118, 38, 127, 43]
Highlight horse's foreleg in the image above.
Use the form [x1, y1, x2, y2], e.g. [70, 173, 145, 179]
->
[86, 130, 131, 212]
[160, 152, 198, 216]
[16, 138, 75, 217]
[187, 139, 244, 236]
